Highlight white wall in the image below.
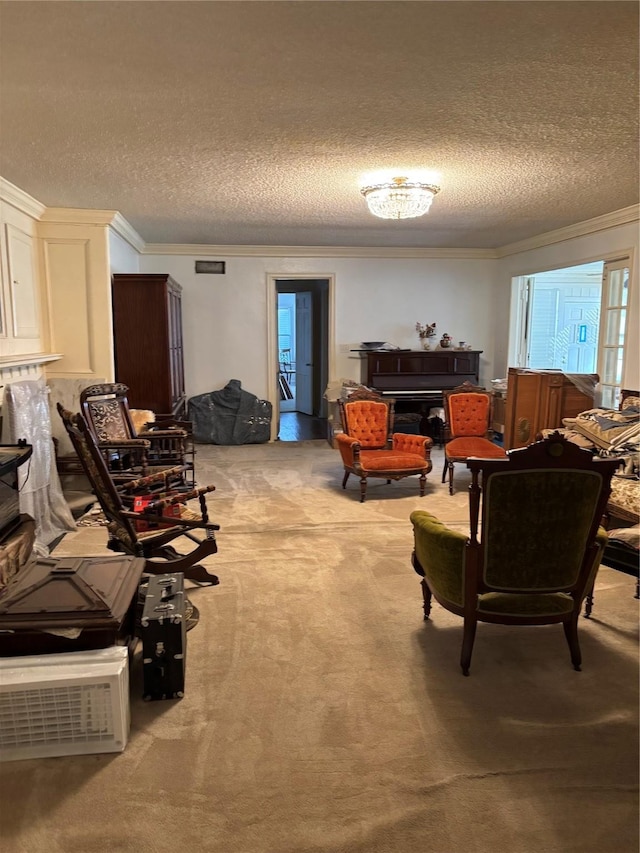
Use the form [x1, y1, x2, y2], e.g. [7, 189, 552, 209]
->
[139, 253, 500, 404]
[497, 221, 639, 389]
[109, 229, 140, 274]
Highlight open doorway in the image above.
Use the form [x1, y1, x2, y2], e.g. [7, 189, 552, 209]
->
[271, 277, 332, 441]
[511, 256, 631, 407]
[517, 260, 604, 372]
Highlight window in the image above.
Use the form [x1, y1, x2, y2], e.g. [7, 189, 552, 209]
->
[598, 260, 629, 408]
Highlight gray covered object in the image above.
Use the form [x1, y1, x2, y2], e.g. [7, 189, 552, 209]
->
[188, 379, 272, 444]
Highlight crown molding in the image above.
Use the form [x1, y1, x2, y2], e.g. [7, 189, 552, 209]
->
[137, 205, 640, 259]
[496, 205, 640, 258]
[40, 207, 122, 227]
[0, 178, 46, 220]
[109, 212, 146, 253]
[40, 207, 145, 252]
[141, 243, 498, 260]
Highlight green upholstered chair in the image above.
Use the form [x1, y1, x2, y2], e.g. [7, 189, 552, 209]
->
[411, 432, 620, 675]
[442, 382, 507, 494]
[337, 397, 433, 502]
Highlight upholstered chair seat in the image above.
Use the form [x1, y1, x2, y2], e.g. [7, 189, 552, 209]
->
[444, 436, 507, 460]
[357, 448, 427, 470]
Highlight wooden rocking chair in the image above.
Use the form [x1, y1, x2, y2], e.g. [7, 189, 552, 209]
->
[80, 383, 194, 487]
[57, 404, 219, 585]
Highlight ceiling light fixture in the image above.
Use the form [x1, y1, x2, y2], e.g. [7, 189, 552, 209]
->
[360, 176, 441, 220]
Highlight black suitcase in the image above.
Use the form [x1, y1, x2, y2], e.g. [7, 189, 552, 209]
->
[140, 572, 187, 700]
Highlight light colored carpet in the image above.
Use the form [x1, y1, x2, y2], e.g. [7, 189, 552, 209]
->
[1, 441, 638, 853]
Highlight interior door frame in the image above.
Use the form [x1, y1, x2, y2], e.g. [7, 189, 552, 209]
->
[266, 272, 336, 442]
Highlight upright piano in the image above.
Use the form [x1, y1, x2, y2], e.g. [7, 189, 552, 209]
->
[359, 349, 483, 439]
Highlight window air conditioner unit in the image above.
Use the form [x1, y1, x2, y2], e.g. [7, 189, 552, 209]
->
[0, 646, 130, 762]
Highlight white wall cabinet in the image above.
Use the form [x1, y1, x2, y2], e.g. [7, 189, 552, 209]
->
[0, 193, 43, 359]
[5, 222, 39, 338]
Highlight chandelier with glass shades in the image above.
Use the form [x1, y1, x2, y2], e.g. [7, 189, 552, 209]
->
[360, 175, 441, 220]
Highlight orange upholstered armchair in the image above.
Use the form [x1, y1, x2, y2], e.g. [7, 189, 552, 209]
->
[337, 397, 433, 502]
[442, 382, 507, 494]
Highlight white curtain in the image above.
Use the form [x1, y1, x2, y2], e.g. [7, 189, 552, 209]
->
[2, 379, 76, 556]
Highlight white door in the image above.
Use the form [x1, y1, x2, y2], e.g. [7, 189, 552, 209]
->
[295, 292, 313, 415]
[560, 299, 599, 373]
[521, 262, 602, 370]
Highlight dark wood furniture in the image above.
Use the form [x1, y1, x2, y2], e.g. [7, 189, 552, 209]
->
[359, 349, 482, 439]
[112, 273, 186, 418]
[0, 554, 145, 656]
[503, 367, 597, 450]
[57, 404, 220, 585]
[360, 349, 482, 400]
[80, 383, 194, 487]
[411, 433, 619, 676]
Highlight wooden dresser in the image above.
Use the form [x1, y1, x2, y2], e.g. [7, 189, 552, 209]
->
[111, 273, 186, 417]
[503, 368, 597, 450]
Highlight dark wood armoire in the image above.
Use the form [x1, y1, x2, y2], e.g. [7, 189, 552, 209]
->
[111, 273, 186, 417]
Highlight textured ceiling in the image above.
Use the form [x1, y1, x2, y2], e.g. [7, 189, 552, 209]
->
[0, 1, 638, 249]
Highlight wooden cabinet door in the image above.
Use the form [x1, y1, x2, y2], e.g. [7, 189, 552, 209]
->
[504, 368, 595, 449]
[166, 284, 185, 414]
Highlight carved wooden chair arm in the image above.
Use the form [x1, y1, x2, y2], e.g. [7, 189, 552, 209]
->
[118, 466, 186, 492]
[99, 438, 151, 449]
[151, 416, 193, 430]
[143, 484, 216, 510]
[139, 428, 188, 439]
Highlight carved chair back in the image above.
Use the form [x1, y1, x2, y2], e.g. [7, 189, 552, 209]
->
[466, 434, 619, 596]
[338, 398, 394, 449]
[57, 403, 140, 550]
[80, 383, 137, 442]
[443, 382, 493, 440]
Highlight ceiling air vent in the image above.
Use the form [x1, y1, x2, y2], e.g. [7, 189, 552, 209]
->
[195, 261, 226, 274]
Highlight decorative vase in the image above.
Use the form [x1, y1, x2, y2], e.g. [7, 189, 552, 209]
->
[420, 339, 431, 350]
[440, 334, 452, 349]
